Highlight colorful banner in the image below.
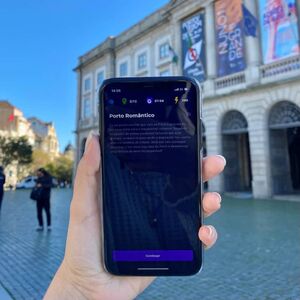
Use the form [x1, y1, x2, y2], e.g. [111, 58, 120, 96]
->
[259, 0, 300, 64]
[181, 13, 206, 82]
[215, 0, 246, 77]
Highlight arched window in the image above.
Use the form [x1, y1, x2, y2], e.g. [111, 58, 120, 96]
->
[269, 101, 300, 129]
[222, 110, 248, 134]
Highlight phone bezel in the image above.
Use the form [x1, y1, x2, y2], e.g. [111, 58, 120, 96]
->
[99, 76, 203, 276]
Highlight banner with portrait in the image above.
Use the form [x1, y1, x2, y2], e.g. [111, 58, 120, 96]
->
[259, 0, 300, 64]
[215, 0, 246, 77]
[181, 12, 206, 82]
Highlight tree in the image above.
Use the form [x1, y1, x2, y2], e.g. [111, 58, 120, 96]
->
[0, 136, 33, 168]
[0, 136, 33, 181]
[31, 149, 52, 172]
[45, 156, 73, 184]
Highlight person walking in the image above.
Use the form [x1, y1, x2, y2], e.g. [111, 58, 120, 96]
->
[0, 166, 5, 213]
[35, 168, 52, 231]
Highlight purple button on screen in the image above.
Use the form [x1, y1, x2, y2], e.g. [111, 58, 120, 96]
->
[113, 250, 193, 262]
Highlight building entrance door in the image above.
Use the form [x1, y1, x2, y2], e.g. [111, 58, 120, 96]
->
[269, 101, 300, 194]
[222, 111, 252, 192]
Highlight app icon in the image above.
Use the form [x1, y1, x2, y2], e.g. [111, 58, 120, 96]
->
[146, 97, 153, 104]
[175, 96, 179, 104]
[122, 98, 127, 105]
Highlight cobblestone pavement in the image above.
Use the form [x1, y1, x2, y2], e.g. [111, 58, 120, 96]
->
[0, 190, 299, 300]
[0, 189, 70, 300]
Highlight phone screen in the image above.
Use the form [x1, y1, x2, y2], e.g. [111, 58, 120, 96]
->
[100, 78, 202, 276]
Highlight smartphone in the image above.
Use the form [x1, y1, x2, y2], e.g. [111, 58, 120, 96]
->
[99, 76, 203, 276]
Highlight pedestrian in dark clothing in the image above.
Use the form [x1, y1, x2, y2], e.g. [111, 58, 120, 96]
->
[0, 166, 5, 213]
[36, 168, 52, 231]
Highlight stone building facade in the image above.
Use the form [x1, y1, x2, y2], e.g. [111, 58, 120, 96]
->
[28, 117, 59, 157]
[0, 100, 35, 144]
[0, 101, 36, 187]
[74, 0, 300, 198]
[0, 101, 60, 187]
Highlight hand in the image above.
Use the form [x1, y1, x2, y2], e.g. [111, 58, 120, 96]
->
[44, 132, 226, 300]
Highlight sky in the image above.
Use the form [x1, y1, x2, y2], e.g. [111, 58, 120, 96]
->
[0, 0, 169, 152]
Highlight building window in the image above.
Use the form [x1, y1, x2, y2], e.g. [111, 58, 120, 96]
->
[95, 69, 105, 116]
[81, 138, 87, 158]
[83, 97, 91, 119]
[96, 71, 105, 88]
[159, 42, 169, 59]
[160, 69, 171, 76]
[84, 78, 91, 92]
[137, 52, 147, 70]
[120, 62, 128, 77]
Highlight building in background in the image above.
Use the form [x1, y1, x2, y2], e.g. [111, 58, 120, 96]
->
[74, 0, 300, 198]
[0, 101, 36, 187]
[28, 117, 59, 158]
[0, 101, 35, 144]
[0, 101, 60, 187]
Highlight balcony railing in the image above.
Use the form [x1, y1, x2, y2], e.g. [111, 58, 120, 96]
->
[260, 55, 300, 79]
[78, 116, 99, 130]
[79, 117, 93, 129]
[214, 72, 246, 90]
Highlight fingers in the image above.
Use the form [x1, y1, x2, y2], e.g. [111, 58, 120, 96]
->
[203, 155, 226, 182]
[202, 192, 221, 217]
[65, 131, 103, 273]
[200, 193, 221, 249]
[199, 156, 224, 250]
[199, 225, 218, 249]
[70, 131, 101, 224]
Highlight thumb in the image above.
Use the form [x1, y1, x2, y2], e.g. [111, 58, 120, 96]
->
[64, 131, 105, 275]
[70, 131, 101, 225]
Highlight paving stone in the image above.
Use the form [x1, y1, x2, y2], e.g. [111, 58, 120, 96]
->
[0, 190, 300, 299]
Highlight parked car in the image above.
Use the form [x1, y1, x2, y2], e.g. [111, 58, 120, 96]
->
[16, 175, 58, 189]
[52, 177, 58, 188]
[16, 176, 37, 189]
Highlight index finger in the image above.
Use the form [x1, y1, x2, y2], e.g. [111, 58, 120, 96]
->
[203, 155, 226, 182]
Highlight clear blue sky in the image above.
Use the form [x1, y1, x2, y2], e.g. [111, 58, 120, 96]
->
[0, 0, 169, 152]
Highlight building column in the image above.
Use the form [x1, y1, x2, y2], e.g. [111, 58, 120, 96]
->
[248, 104, 272, 198]
[203, 103, 223, 192]
[204, 2, 217, 97]
[244, 0, 261, 86]
[171, 14, 183, 76]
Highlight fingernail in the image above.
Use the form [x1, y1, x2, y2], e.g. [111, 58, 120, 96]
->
[84, 131, 97, 154]
[216, 155, 226, 166]
[213, 192, 222, 204]
[203, 225, 214, 238]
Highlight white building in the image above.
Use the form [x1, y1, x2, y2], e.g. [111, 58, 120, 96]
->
[0, 101, 60, 187]
[74, 0, 300, 198]
[28, 117, 60, 157]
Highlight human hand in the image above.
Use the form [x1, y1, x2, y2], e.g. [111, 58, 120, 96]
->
[44, 132, 226, 300]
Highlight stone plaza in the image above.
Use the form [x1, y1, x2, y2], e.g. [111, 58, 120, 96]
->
[0, 189, 299, 299]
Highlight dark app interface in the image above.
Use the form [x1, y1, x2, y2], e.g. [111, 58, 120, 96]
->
[103, 81, 200, 269]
